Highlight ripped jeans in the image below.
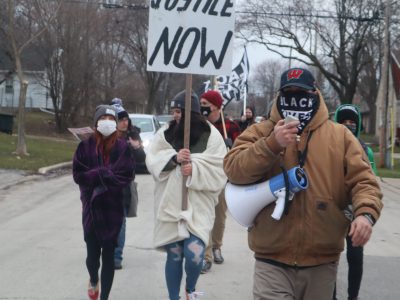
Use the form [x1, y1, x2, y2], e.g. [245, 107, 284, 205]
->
[164, 234, 205, 300]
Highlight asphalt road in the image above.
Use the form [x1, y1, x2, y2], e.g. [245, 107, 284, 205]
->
[0, 173, 399, 300]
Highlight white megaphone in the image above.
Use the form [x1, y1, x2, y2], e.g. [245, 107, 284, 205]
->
[225, 167, 308, 227]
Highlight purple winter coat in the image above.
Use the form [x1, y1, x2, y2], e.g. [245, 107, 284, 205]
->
[73, 135, 135, 247]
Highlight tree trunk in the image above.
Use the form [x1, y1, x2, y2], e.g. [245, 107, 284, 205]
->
[159, 73, 170, 114]
[15, 79, 28, 156]
[146, 87, 156, 114]
[369, 102, 377, 135]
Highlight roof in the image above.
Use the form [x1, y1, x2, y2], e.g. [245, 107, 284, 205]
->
[0, 47, 45, 71]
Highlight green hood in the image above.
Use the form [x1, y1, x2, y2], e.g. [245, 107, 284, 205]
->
[334, 104, 362, 137]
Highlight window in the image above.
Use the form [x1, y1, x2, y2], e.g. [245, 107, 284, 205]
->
[5, 77, 13, 94]
[131, 117, 154, 133]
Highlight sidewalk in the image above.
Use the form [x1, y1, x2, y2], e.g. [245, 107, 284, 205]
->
[0, 169, 40, 190]
[0, 161, 71, 190]
[378, 176, 400, 188]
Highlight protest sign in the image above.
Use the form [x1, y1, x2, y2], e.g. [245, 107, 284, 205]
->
[147, 0, 236, 75]
[68, 127, 94, 141]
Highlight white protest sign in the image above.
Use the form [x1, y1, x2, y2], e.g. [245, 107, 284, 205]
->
[147, 0, 236, 76]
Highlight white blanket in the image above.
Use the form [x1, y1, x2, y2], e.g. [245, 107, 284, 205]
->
[146, 122, 227, 249]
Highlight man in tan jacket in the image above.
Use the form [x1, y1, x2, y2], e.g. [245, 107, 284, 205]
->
[223, 68, 383, 300]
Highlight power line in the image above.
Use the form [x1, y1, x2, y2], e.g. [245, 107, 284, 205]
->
[36, 0, 384, 22]
[31, 0, 148, 10]
[13, 0, 399, 24]
[235, 10, 382, 22]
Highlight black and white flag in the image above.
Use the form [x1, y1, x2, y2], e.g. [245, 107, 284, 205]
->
[201, 48, 249, 107]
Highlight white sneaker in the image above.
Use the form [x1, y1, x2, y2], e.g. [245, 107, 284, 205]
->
[185, 291, 204, 300]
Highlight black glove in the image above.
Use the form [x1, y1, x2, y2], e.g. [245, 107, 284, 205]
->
[224, 138, 233, 149]
[128, 130, 141, 141]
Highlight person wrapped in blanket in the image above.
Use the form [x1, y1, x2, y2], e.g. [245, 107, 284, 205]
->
[73, 105, 134, 300]
[145, 91, 227, 300]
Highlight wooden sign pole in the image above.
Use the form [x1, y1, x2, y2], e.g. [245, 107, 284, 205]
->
[182, 74, 192, 211]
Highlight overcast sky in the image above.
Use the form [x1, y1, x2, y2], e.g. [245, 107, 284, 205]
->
[231, 1, 285, 75]
[232, 41, 276, 73]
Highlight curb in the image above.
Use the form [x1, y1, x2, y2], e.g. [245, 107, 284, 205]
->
[0, 174, 43, 190]
[0, 161, 72, 190]
[38, 161, 72, 175]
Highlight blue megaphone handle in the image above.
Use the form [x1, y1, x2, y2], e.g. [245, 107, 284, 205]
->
[270, 167, 309, 220]
[269, 167, 308, 194]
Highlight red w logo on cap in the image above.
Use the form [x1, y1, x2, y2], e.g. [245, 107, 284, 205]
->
[287, 69, 303, 80]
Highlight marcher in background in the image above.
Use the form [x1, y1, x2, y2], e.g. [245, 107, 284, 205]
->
[110, 98, 145, 270]
[199, 90, 241, 274]
[237, 106, 256, 132]
[335, 104, 377, 173]
[223, 68, 383, 300]
[110, 98, 144, 165]
[333, 104, 377, 300]
[73, 105, 134, 300]
[145, 91, 227, 300]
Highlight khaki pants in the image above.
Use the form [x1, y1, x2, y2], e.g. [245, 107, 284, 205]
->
[253, 260, 337, 300]
[204, 190, 227, 262]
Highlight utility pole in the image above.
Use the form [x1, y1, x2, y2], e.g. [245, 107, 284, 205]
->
[376, 0, 390, 168]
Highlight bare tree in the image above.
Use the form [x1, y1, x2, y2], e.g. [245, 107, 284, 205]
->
[95, 9, 130, 103]
[389, 2, 400, 48]
[357, 32, 382, 133]
[251, 59, 285, 115]
[33, 2, 65, 132]
[238, 0, 382, 107]
[34, 1, 108, 131]
[3, 0, 60, 155]
[123, 5, 166, 114]
[34, 1, 165, 129]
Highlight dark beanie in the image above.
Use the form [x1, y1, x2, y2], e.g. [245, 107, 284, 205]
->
[117, 110, 129, 120]
[170, 90, 200, 114]
[94, 105, 117, 126]
[336, 105, 359, 124]
[335, 104, 361, 137]
[200, 90, 223, 108]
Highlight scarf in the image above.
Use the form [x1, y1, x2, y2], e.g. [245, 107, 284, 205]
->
[277, 91, 319, 134]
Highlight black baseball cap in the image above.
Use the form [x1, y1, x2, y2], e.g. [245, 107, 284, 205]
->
[280, 68, 316, 91]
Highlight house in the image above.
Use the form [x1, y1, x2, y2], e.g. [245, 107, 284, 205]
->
[391, 50, 400, 144]
[0, 49, 53, 111]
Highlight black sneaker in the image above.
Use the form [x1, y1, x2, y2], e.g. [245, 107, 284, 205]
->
[114, 261, 122, 270]
[200, 260, 212, 274]
[212, 248, 224, 264]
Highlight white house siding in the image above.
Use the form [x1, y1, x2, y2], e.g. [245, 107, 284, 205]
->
[0, 71, 54, 110]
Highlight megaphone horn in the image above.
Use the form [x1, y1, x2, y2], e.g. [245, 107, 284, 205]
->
[225, 167, 308, 227]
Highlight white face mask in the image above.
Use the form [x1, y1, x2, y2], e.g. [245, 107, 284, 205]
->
[97, 119, 116, 137]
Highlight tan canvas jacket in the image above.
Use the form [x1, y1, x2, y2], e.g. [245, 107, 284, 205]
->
[224, 92, 383, 266]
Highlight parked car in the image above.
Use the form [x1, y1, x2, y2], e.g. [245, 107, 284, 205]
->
[156, 114, 173, 126]
[129, 113, 161, 173]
